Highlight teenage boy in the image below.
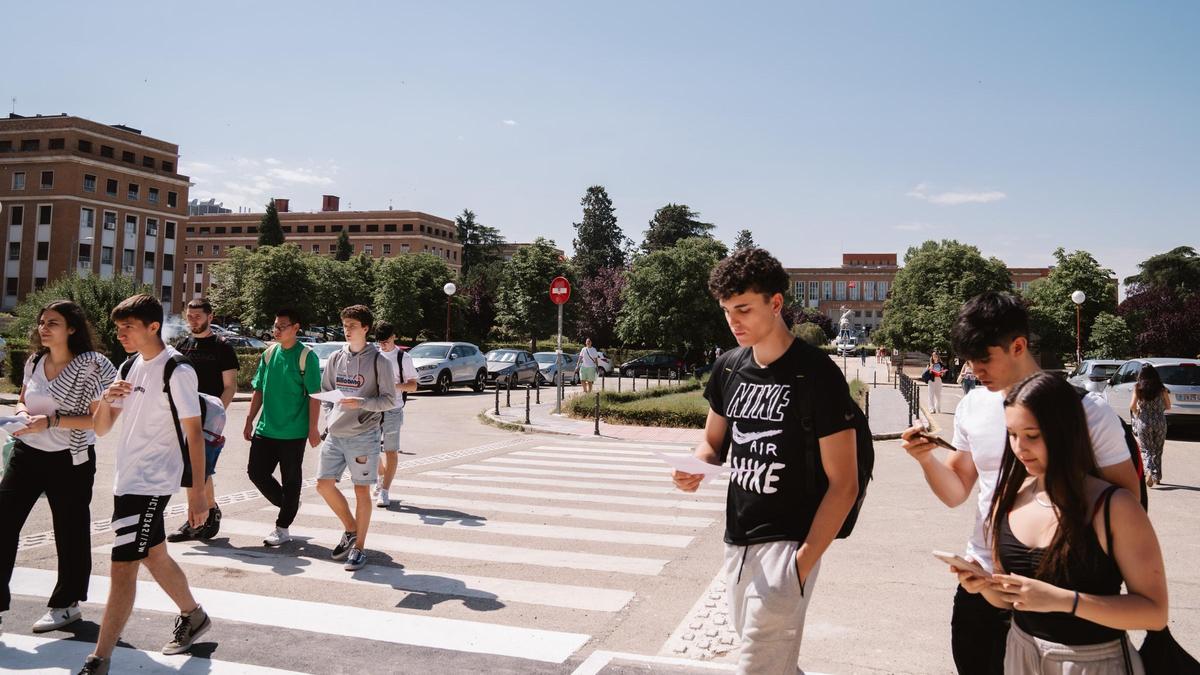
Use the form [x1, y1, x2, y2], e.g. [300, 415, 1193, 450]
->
[81, 295, 210, 674]
[169, 297, 237, 542]
[373, 321, 418, 507]
[900, 291, 1141, 675]
[672, 248, 859, 674]
[245, 309, 322, 547]
[315, 305, 395, 571]
[577, 338, 600, 394]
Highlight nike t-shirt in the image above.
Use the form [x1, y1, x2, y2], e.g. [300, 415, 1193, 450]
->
[705, 339, 858, 545]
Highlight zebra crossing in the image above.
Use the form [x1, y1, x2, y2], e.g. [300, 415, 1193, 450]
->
[3, 437, 732, 674]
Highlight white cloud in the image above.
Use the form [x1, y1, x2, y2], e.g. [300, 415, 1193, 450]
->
[264, 157, 281, 165]
[893, 221, 934, 232]
[502, 119, 518, 126]
[266, 167, 335, 185]
[907, 183, 1006, 205]
[187, 156, 339, 210]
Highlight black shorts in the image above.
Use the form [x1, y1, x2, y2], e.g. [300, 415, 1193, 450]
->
[110, 494, 171, 562]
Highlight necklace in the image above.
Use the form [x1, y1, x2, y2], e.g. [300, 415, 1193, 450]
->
[1033, 490, 1055, 508]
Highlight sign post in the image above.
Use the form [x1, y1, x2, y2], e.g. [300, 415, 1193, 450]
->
[549, 276, 571, 414]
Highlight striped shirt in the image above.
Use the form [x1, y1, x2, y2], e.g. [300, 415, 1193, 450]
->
[22, 350, 117, 465]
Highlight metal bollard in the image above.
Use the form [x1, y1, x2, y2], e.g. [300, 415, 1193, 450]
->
[506, 379, 511, 407]
[601, 373, 605, 391]
[657, 369, 661, 387]
[645, 371, 649, 389]
[874, 371, 877, 388]
[865, 389, 870, 421]
[631, 373, 636, 392]
[525, 386, 531, 425]
[494, 384, 500, 415]
[594, 393, 601, 436]
[535, 377, 541, 404]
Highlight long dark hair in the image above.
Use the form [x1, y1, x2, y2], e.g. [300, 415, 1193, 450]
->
[989, 372, 1100, 583]
[30, 300, 100, 358]
[1134, 363, 1165, 402]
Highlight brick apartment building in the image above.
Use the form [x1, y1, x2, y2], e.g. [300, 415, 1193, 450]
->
[0, 113, 188, 311]
[787, 253, 1051, 335]
[182, 196, 461, 300]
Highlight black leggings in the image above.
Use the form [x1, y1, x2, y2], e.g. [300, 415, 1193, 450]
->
[247, 435, 306, 529]
[0, 441, 95, 611]
[952, 584, 1010, 675]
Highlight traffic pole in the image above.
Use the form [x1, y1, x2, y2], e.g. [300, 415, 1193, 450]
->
[554, 303, 563, 415]
[525, 386, 531, 425]
[594, 393, 601, 436]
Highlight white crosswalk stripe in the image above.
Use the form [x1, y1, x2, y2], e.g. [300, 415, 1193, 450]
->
[484, 456, 681, 473]
[434, 461, 728, 485]
[388, 478, 725, 510]
[423, 469, 727, 497]
[511, 450, 682, 464]
[533, 445, 692, 457]
[0, 633, 306, 674]
[369, 490, 716, 527]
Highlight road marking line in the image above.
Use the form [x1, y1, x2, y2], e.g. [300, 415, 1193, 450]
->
[484, 457, 671, 474]
[388, 479, 724, 512]
[432, 462, 728, 486]
[424, 470, 726, 499]
[360, 491, 715, 528]
[513, 450, 673, 464]
[0, 633, 304, 674]
[532, 445, 691, 457]
[552, 441, 696, 451]
[10, 567, 589, 664]
[571, 650, 740, 674]
[218, 519, 669, 575]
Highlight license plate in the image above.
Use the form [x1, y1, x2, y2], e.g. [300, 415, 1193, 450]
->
[1178, 393, 1200, 402]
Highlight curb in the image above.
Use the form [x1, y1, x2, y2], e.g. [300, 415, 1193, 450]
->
[479, 408, 587, 437]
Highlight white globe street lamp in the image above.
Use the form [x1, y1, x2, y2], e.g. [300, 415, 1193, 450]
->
[1071, 290, 1086, 365]
[444, 282, 457, 341]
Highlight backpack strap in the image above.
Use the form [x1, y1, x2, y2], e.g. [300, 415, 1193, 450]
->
[119, 355, 136, 380]
[298, 344, 312, 377]
[1093, 484, 1120, 556]
[162, 354, 197, 488]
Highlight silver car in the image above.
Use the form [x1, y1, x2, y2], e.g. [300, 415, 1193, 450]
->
[1067, 359, 1125, 394]
[534, 352, 579, 385]
[309, 341, 348, 377]
[1105, 357, 1200, 426]
[409, 341, 488, 394]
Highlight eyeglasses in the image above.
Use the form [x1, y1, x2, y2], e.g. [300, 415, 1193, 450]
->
[272, 323, 294, 332]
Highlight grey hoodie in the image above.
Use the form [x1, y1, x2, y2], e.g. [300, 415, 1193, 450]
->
[320, 342, 396, 437]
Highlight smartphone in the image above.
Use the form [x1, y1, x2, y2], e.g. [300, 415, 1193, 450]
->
[918, 432, 959, 452]
[932, 550, 991, 578]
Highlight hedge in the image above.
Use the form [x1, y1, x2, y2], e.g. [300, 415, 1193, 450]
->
[564, 378, 708, 428]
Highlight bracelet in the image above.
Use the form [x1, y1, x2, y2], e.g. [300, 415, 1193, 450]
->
[51, 413, 60, 428]
[1070, 591, 1080, 616]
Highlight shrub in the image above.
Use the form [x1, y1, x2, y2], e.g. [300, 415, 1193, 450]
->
[237, 352, 262, 390]
[564, 379, 708, 427]
[792, 323, 827, 346]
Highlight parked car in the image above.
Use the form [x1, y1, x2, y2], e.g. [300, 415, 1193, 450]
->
[619, 353, 685, 378]
[309, 341, 348, 376]
[296, 335, 319, 344]
[1105, 357, 1200, 426]
[835, 337, 859, 355]
[484, 349, 540, 388]
[1067, 359, 1125, 394]
[409, 341, 488, 393]
[534, 352, 579, 385]
[223, 335, 268, 350]
[594, 351, 612, 376]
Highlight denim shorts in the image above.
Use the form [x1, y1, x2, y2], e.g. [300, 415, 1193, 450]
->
[381, 408, 404, 451]
[204, 436, 224, 478]
[318, 429, 381, 485]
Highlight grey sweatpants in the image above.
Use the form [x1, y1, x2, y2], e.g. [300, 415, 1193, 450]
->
[723, 540, 821, 674]
[1005, 622, 1143, 675]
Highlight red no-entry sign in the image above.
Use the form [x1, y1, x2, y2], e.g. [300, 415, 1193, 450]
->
[550, 276, 571, 305]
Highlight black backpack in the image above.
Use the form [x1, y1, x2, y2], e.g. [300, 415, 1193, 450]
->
[120, 353, 212, 489]
[1072, 385, 1148, 511]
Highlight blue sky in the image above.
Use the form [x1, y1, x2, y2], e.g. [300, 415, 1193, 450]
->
[6, 2, 1197, 287]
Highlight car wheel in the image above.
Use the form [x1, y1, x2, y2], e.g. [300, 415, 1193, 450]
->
[471, 369, 486, 392]
[623, 368, 635, 378]
[435, 371, 451, 395]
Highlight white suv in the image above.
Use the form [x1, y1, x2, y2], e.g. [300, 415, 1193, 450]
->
[1105, 357, 1200, 427]
[409, 341, 488, 394]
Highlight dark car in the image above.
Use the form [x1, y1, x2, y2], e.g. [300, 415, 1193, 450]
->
[484, 349, 540, 388]
[619, 353, 685, 378]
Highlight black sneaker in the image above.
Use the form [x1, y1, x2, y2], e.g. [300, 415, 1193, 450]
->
[166, 521, 198, 543]
[78, 655, 109, 675]
[331, 531, 357, 561]
[196, 506, 222, 540]
[162, 605, 211, 655]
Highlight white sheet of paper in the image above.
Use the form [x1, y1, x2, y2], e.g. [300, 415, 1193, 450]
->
[653, 451, 731, 477]
[310, 390, 346, 403]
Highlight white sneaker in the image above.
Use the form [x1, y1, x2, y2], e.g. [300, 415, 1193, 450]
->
[32, 603, 81, 632]
[263, 527, 291, 547]
[376, 489, 390, 507]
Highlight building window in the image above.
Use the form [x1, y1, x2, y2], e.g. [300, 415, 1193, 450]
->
[419, 224, 426, 233]
[367, 224, 379, 232]
[196, 245, 204, 256]
[122, 249, 134, 270]
[78, 244, 92, 265]
[400, 243, 410, 253]
[281, 226, 292, 234]
[384, 224, 396, 232]
[122, 151, 135, 163]
[822, 280, 833, 300]
[295, 225, 308, 233]
[230, 226, 242, 234]
[314, 225, 326, 233]
[146, 218, 158, 237]
[849, 281, 860, 301]
[103, 211, 117, 230]
[162, 160, 174, 172]
[247, 226, 257, 234]
[214, 226, 226, 234]
[212, 244, 220, 256]
[101, 246, 114, 265]
[83, 174, 97, 192]
[877, 281, 888, 298]
[854, 310, 862, 318]
[329, 244, 336, 254]
[332, 225, 343, 232]
[12, 172, 25, 190]
[36, 241, 49, 261]
[809, 281, 819, 301]
[38, 205, 52, 225]
[7, 243, 20, 261]
[8, 205, 22, 226]
[20, 139, 39, 152]
[148, 187, 159, 204]
[863, 281, 875, 301]
[167, 191, 177, 208]
[78, 139, 93, 153]
[402, 223, 413, 232]
[80, 207, 95, 230]
[363, 244, 374, 255]
[165, 221, 176, 239]
[127, 183, 139, 200]
[383, 243, 391, 255]
[835, 281, 847, 301]
[199, 227, 210, 234]
[100, 145, 114, 158]
[349, 224, 361, 233]
[144, 252, 155, 270]
[142, 156, 155, 168]
[125, 215, 137, 235]
[106, 178, 118, 196]
[162, 285, 172, 303]
[0, 140, 10, 152]
[5, 278, 18, 296]
[34, 277, 46, 291]
[40, 171, 53, 189]
[194, 283, 202, 294]
[49, 138, 65, 150]
[311, 244, 319, 253]
[163, 253, 174, 271]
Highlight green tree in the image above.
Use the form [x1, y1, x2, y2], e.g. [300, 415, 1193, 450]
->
[642, 204, 714, 253]
[12, 274, 153, 361]
[310, 254, 378, 327]
[334, 231, 353, 261]
[572, 186, 630, 280]
[457, 209, 505, 277]
[1023, 248, 1117, 364]
[458, 259, 504, 344]
[374, 253, 456, 340]
[874, 240, 1012, 356]
[240, 244, 320, 330]
[734, 229, 755, 250]
[257, 201, 285, 247]
[495, 238, 575, 351]
[207, 246, 253, 322]
[1088, 312, 1134, 359]
[1123, 245, 1200, 296]
[792, 322, 827, 347]
[617, 237, 729, 355]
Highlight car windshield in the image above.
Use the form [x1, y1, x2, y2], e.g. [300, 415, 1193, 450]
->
[487, 351, 518, 363]
[1159, 365, 1200, 386]
[1089, 364, 1121, 378]
[534, 353, 558, 364]
[409, 344, 451, 359]
[310, 343, 344, 359]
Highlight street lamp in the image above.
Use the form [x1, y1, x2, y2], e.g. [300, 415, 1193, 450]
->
[1071, 290, 1086, 365]
[443, 282, 457, 341]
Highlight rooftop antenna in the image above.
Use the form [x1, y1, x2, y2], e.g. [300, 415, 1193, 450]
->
[10, 97, 15, 114]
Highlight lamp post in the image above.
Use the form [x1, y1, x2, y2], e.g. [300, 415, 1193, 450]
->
[1071, 290, 1086, 365]
[443, 282, 457, 341]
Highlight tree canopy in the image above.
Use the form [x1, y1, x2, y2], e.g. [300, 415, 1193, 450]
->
[457, 209, 505, 277]
[495, 238, 575, 350]
[733, 229, 755, 250]
[642, 204, 714, 253]
[256, 201, 285, 247]
[617, 237, 728, 355]
[572, 186, 629, 280]
[334, 231, 353, 261]
[1023, 248, 1117, 363]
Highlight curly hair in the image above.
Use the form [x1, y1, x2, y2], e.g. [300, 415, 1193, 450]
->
[339, 304, 374, 329]
[707, 247, 790, 301]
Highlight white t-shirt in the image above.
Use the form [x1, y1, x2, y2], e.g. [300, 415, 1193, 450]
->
[579, 347, 599, 368]
[378, 347, 418, 410]
[19, 358, 77, 451]
[111, 346, 201, 496]
[952, 387, 1131, 573]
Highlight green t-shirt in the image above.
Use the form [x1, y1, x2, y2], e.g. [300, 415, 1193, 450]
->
[251, 342, 322, 440]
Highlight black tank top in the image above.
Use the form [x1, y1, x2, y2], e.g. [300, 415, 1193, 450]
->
[997, 485, 1125, 645]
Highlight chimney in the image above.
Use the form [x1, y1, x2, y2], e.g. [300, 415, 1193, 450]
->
[321, 195, 340, 212]
[272, 198, 290, 213]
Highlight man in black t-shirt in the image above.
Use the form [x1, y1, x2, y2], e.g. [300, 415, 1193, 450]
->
[673, 248, 859, 674]
[169, 297, 238, 542]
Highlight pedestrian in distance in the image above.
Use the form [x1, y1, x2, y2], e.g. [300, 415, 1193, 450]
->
[1130, 364, 1170, 488]
[926, 352, 947, 413]
[673, 248, 861, 674]
[245, 309, 322, 548]
[0, 300, 116, 636]
[81, 295, 212, 674]
[373, 321, 418, 508]
[959, 372, 1167, 673]
[860, 344, 867, 365]
[900, 292, 1141, 675]
[314, 305, 395, 572]
[577, 338, 600, 394]
[960, 360, 977, 395]
[168, 298, 237, 542]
